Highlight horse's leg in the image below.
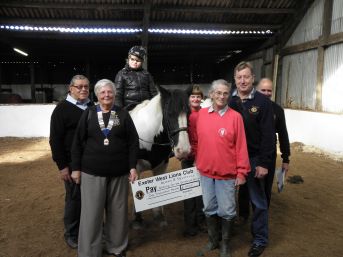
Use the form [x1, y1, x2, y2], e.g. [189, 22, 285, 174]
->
[151, 159, 169, 228]
[131, 160, 151, 230]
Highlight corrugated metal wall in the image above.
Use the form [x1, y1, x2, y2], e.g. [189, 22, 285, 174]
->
[322, 43, 343, 113]
[279, 0, 343, 113]
[264, 64, 273, 79]
[265, 47, 274, 79]
[286, 0, 323, 46]
[331, 0, 343, 34]
[265, 47, 274, 63]
[250, 58, 263, 82]
[281, 50, 318, 110]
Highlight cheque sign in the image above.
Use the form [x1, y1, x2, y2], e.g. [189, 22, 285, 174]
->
[131, 167, 202, 212]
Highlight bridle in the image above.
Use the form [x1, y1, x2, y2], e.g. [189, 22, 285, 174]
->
[162, 99, 188, 149]
[138, 99, 188, 148]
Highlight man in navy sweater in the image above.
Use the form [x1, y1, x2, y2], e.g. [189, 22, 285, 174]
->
[229, 62, 275, 257]
[49, 75, 93, 249]
[257, 78, 290, 206]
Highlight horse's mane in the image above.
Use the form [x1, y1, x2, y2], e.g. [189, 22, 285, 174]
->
[161, 88, 190, 115]
[129, 87, 190, 151]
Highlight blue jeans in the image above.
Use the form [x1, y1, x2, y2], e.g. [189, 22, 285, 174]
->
[200, 175, 236, 220]
[247, 157, 269, 246]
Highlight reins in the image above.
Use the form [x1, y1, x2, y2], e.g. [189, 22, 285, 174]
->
[138, 137, 171, 146]
[138, 127, 188, 146]
[138, 98, 188, 148]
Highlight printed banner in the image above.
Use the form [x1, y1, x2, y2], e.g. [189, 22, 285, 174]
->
[131, 167, 202, 212]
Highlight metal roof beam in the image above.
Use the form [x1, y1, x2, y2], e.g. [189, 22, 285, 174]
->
[0, 19, 280, 30]
[0, 2, 143, 10]
[0, 2, 295, 14]
[156, 7, 295, 14]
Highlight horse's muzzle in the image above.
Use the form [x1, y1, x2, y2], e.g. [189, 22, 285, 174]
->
[173, 146, 191, 160]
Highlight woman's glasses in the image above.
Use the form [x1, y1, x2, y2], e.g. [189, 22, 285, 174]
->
[214, 91, 229, 97]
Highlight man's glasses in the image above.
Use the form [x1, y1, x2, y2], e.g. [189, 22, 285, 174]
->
[72, 85, 89, 90]
[235, 75, 253, 81]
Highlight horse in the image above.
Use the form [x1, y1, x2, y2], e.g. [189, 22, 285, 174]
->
[129, 85, 192, 228]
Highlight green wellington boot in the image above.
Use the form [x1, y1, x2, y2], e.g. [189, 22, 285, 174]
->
[196, 215, 220, 256]
[219, 218, 234, 257]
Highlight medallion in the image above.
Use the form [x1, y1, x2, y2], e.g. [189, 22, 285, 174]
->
[104, 138, 109, 146]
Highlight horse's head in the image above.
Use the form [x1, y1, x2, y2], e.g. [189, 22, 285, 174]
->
[158, 85, 192, 160]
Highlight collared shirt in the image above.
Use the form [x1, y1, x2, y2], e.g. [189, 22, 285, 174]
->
[66, 94, 90, 110]
[208, 104, 229, 117]
[232, 87, 256, 102]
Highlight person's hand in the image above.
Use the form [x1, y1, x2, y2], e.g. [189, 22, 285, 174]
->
[255, 166, 268, 179]
[235, 176, 246, 187]
[60, 167, 72, 182]
[282, 162, 289, 176]
[129, 169, 138, 183]
[71, 171, 81, 184]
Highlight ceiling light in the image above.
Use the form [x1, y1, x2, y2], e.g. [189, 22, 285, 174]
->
[13, 47, 28, 56]
[1, 24, 273, 36]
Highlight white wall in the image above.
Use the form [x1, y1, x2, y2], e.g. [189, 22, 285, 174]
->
[1, 105, 343, 157]
[0, 104, 56, 137]
[285, 109, 343, 155]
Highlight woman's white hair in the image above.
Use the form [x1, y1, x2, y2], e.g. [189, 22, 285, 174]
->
[209, 79, 231, 95]
[94, 79, 116, 97]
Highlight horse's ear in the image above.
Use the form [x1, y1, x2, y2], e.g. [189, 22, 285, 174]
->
[157, 85, 170, 98]
[185, 85, 193, 96]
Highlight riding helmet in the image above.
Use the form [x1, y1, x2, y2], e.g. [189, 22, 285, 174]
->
[128, 46, 146, 60]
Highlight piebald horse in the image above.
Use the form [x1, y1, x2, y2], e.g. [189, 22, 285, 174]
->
[129, 85, 192, 227]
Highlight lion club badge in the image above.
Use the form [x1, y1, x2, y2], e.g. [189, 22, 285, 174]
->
[249, 105, 259, 114]
[218, 128, 227, 137]
[135, 190, 145, 200]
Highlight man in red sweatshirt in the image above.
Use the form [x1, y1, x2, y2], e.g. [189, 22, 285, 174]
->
[195, 79, 250, 257]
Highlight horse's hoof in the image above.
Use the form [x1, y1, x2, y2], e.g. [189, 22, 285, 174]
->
[153, 214, 168, 228]
[130, 220, 144, 230]
[159, 220, 168, 228]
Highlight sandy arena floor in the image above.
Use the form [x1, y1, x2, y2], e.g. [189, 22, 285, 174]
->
[0, 138, 342, 257]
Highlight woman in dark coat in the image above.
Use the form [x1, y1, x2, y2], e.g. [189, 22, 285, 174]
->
[71, 79, 139, 257]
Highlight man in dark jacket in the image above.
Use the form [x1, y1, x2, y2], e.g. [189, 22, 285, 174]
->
[229, 62, 275, 257]
[115, 46, 158, 110]
[257, 78, 291, 205]
[49, 74, 93, 249]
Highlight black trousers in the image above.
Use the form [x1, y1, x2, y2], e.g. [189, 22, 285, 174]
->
[238, 150, 277, 218]
[181, 159, 205, 231]
[265, 151, 277, 207]
[64, 180, 81, 240]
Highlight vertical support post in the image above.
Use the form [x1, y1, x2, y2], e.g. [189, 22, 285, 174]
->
[86, 58, 90, 79]
[272, 54, 279, 102]
[261, 49, 267, 78]
[142, 0, 151, 70]
[0, 63, 2, 92]
[315, 0, 333, 111]
[30, 61, 36, 103]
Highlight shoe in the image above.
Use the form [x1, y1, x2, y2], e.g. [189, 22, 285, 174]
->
[248, 244, 266, 257]
[130, 219, 144, 230]
[64, 237, 78, 249]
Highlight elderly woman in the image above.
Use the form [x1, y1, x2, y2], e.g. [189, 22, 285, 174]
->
[71, 79, 139, 257]
[195, 79, 250, 257]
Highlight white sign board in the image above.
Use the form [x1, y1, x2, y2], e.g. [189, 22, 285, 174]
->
[131, 167, 202, 212]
